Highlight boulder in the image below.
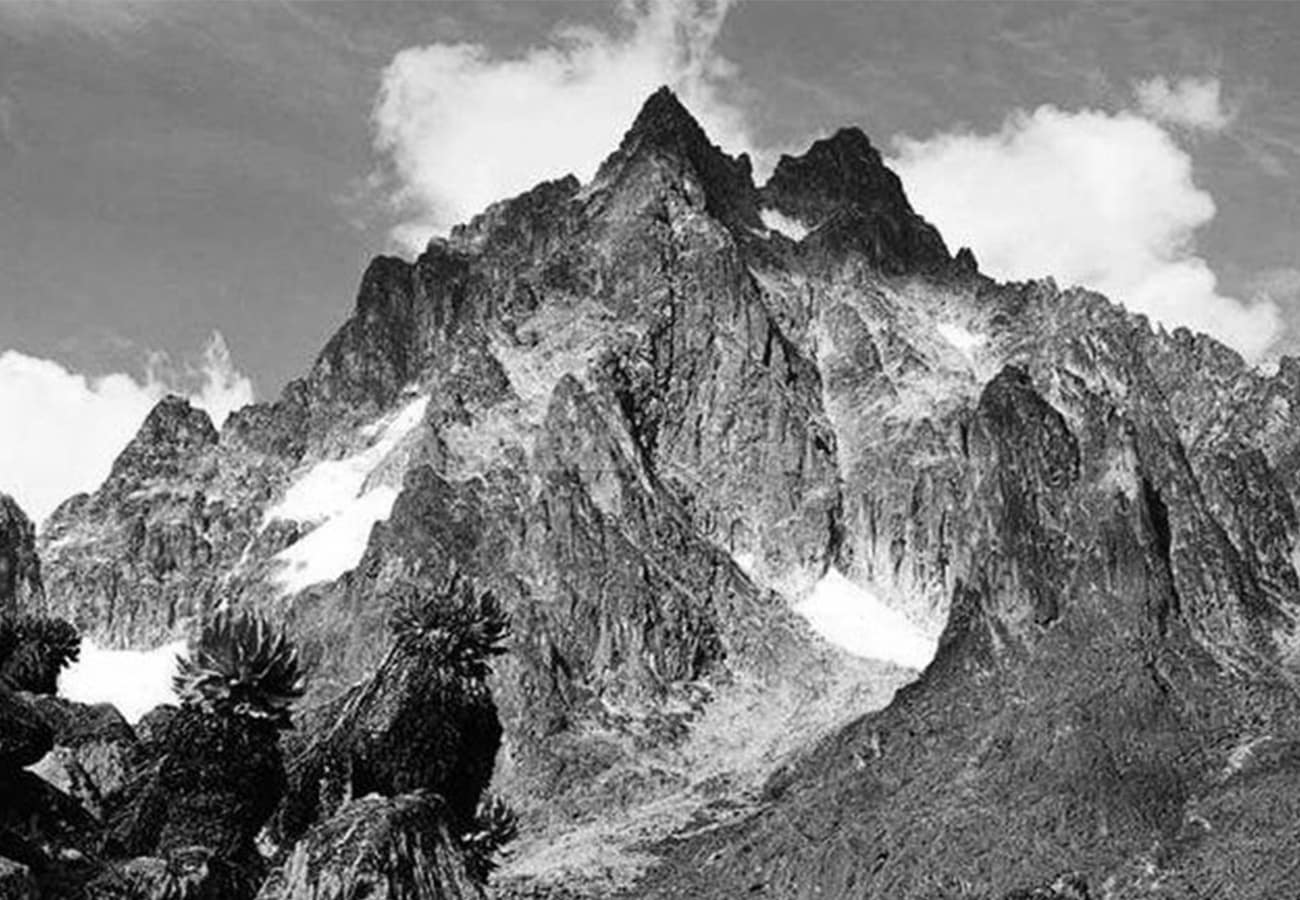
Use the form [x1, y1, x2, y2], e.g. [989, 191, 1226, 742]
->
[0, 769, 99, 875]
[25, 695, 139, 818]
[133, 705, 178, 754]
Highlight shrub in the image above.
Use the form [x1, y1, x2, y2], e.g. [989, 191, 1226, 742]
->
[172, 609, 305, 727]
[0, 615, 81, 695]
[461, 793, 519, 885]
[389, 568, 509, 680]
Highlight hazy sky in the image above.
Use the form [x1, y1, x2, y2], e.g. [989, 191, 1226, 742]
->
[2, 1, 1300, 520]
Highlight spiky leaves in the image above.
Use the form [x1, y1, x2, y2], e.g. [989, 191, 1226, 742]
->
[389, 569, 509, 681]
[460, 794, 519, 885]
[173, 610, 305, 727]
[0, 615, 81, 695]
[274, 570, 508, 848]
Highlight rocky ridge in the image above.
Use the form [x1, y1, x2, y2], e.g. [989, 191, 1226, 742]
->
[21, 87, 1300, 897]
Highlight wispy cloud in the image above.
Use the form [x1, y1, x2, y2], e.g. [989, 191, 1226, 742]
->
[1135, 76, 1233, 133]
[0, 332, 253, 524]
[371, 0, 750, 254]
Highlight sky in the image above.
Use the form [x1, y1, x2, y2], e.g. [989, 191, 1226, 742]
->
[2, 1, 1300, 522]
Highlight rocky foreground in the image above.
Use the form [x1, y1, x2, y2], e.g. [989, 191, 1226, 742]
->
[5, 88, 1300, 897]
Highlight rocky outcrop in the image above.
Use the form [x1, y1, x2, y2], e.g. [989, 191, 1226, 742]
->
[40, 396, 292, 646]
[25, 696, 139, 819]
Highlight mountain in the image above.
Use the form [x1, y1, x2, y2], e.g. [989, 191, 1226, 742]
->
[24, 87, 1300, 898]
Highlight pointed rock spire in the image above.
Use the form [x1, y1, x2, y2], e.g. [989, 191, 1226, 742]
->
[594, 86, 762, 231]
[621, 85, 712, 154]
[105, 395, 217, 490]
[760, 127, 951, 273]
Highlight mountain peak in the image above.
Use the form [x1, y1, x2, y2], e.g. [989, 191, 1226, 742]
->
[760, 125, 951, 272]
[105, 395, 217, 490]
[623, 86, 708, 150]
[816, 126, 878, 160]
[594, 86, 761, 231]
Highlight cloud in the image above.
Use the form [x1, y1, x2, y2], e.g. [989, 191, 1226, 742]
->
[372, 0, 750, 253]
[179, 331, 255, 429]
[0, 332, 253, 524]
[1135, 76, 1232, 133]
[891, 105, 1281, 361]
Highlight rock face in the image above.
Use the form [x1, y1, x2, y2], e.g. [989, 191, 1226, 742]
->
[0, 496, 42, 616]
[39, 396, 285, 646]
[759, 127, 951, 273]
[28, 86, 1300, 898]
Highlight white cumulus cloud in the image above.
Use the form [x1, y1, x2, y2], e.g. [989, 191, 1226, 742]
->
[1135, 76, 1232, 133]
[0, 332, 254, 525]
[891, 105, 1280, 361]
[372, 0, 750, 253]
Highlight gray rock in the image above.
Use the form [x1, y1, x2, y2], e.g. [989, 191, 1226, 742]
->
[24, 695, 139, 818]
[0, 495, 42, 617]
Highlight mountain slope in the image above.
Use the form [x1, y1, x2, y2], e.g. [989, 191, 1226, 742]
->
[32, 88, 1300, 897]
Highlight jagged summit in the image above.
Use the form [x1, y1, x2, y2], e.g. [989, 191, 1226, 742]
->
[104, 395, 217, 490]
[623, 85, 711, 151]
[590, 85, 762, 231]
[760, 125, 951, 272]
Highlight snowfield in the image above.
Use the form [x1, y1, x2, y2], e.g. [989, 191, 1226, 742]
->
[266, 393, 428, 593]
[794, 569, 938, 670]
[59, 638, 187, 723]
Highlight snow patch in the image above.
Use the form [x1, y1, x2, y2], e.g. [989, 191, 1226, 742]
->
[266, 394, 428, 526]
[272, 485, 401, 593]
[266, 394, 428, 593]
[59, 639, 188, 723]
[760, 208, 809, 241]
[732, 551, 758, 576]
[936, 321, 988, 356]
[794, 569, 938, 670]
